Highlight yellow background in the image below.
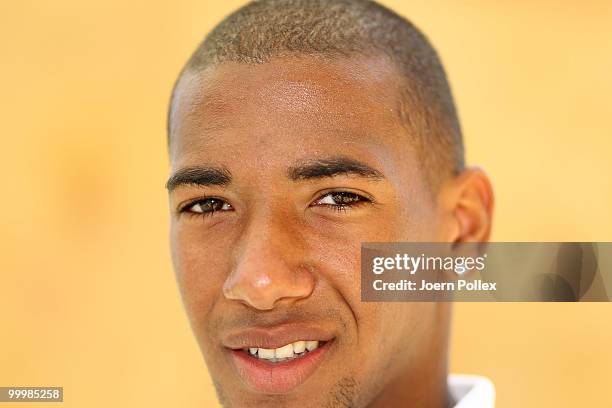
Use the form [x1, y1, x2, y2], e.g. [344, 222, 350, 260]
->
[1, 1, 611, 407]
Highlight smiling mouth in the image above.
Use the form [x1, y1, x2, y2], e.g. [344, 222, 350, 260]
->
[242, 340, 325, 363]
[227, 337, 333, 393]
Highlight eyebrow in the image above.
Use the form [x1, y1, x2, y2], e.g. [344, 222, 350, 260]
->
[166, 166, 232, 192]
[287, 156, 385, 181]
[166, 156, 385, 192]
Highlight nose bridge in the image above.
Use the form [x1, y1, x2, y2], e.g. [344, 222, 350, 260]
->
[223, 204, 315, 310]
[241, 200, 298, 259]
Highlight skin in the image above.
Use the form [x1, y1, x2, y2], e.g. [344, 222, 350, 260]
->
[167, 54, 493, 408]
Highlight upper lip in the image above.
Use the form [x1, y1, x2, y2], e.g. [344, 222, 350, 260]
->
[222, 323, 335, 350]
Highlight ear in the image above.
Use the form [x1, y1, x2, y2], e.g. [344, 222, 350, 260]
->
[437, 167, 494, 243]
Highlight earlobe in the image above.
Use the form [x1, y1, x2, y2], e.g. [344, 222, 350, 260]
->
[439, 168, 494, 243]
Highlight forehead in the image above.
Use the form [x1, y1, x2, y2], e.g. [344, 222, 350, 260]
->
[169, 55, 415, 173]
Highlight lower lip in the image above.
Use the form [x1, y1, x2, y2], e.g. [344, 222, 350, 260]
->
[228, 342, 332, 393]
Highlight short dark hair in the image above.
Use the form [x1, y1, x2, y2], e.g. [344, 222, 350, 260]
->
[168, 0, 464, 188]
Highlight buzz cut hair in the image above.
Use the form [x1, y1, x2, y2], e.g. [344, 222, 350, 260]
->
[168, 0, 464, 189]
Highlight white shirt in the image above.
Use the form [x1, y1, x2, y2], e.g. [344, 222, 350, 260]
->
[448, 375, 495, 407]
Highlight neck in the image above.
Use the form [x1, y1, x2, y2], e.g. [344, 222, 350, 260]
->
[367, 361, 451, 408]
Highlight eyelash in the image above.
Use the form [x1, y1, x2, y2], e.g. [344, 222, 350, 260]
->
[179, 191, 371, 217]
[310, 191, 371, 212]
[179, 197, 232, 218]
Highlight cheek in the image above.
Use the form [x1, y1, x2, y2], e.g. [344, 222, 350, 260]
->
[305, 210, 435, 302]
[170, 222, 231, 328]
[305, 219, 439, 383]
[351, 303, 438, 390]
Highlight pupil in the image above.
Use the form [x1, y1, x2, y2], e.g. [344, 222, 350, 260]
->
[333, 193, 357, 204]
[204, 199, 223, 212]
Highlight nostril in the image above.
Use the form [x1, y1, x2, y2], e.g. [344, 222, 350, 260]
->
[222, 257, 315, 310]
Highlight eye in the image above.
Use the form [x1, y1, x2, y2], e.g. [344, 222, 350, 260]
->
[182, 198, 232, 216]
[311, 191, 370, 212]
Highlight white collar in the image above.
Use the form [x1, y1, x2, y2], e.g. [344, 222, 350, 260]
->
[448, 374, 495, 407]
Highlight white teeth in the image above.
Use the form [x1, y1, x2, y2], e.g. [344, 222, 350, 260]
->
[257, 348, 275, 359]
[293, 341, 306, 353]
[275, 343, 294, 359]
[246, 340, 322, 361]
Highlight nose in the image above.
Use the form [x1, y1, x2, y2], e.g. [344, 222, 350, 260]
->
[222, 212, 315, 310]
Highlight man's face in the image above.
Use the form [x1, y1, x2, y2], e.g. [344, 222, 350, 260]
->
[168, 55, 451, 407]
